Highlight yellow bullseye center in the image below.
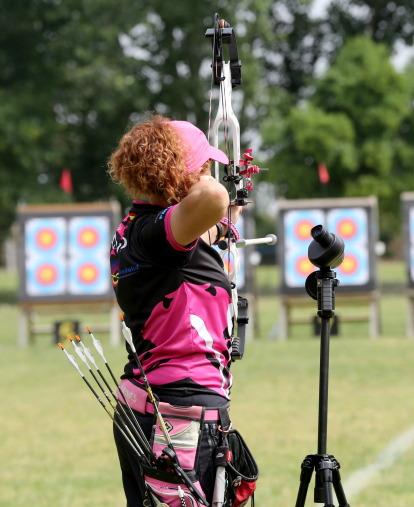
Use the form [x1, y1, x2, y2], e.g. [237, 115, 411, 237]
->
[297, 222, 312, 239]
[80, 229, 97, 246]
[38, 230, 55, 247]
[338, 221, 355, 237]
[297, 258, 313, 274]
[80, 265, 97, 282]
[341, 256, 356, 273]
[39, 267, 55, 283]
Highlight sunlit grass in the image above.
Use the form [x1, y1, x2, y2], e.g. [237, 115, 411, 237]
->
[1, 262, 414, 506]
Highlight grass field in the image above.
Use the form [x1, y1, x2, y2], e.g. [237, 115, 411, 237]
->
[1, 263, 414, 507]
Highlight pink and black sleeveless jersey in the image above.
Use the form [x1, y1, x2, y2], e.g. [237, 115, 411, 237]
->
[110, 201, 233, 400]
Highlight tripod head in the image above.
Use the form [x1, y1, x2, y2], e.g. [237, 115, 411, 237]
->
[305, 225, 344, 301]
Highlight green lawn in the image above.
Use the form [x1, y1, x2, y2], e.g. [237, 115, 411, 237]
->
[1, 263, 414, 507]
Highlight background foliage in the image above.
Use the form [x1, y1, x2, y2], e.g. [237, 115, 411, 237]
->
[2, 0, 414, 246]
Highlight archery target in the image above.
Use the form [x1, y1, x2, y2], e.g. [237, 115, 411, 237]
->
[19, 206, 118, 302]
[280, 202, 376, 294]
[25, 217, 66, 257]
[25, 257, 66, 296]
[327, 208, 369, 286]
[68, 257, 109, 295]
[283, 209, 323, 288]
[69, 216, 109, 256]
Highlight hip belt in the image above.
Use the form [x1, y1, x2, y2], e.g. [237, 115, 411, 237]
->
[117, 378, 227, 421]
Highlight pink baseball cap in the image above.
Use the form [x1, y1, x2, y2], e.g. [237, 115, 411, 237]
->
[170, 121, 229, 173]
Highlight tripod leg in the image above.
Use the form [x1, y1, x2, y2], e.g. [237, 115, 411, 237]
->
[322, 472, 335, 507]
[295, 456, 314, 507]
[332, 467, 350, 507]
[317, 457, 335, 507]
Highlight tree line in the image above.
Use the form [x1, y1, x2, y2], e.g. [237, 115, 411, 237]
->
[2, 0, 414, 247]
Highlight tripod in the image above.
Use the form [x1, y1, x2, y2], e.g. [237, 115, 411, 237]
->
[295, 225, 350, 507]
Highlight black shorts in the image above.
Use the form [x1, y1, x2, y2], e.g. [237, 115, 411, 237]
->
[113, 392, 228, 507]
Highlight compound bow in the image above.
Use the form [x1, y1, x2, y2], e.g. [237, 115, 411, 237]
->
[205, 14, 276, 361]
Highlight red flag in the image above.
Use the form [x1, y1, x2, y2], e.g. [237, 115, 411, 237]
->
[59, 167, 73, 194]
[318, 162, 330, 184]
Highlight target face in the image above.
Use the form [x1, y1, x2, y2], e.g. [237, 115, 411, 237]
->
[69, 216, 109, 255]
[68, 257, 109, 295]
[327, 208, 369, 286]
[283, 209, 323, 288]
[284, 209, 325, 250]
[327, 208, 367, 244]
[68, 216, 110, 295]
[26, 257, 66, 296]
[25, 218, 66, 256]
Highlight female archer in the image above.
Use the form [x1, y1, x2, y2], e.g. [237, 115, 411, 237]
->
[108, 114, 242, 507]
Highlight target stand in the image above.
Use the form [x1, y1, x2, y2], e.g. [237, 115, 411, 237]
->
[277, 197, 379, 340]
[17, 202, 121, 347]
[278, 291, 380, 340]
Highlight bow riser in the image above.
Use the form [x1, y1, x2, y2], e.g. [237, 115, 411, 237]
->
[212, 62, 241, 191]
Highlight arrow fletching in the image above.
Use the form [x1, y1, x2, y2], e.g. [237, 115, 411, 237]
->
[119, 314, 135, 352]
[83, 346, 97, 368]
[76, 335, 98, 369]
[68, 334, 88, 366]
[87, 326, 107, 363]
[59, 343, 84, 377]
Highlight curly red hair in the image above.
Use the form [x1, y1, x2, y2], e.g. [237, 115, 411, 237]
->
[108, 114, 211, 205]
